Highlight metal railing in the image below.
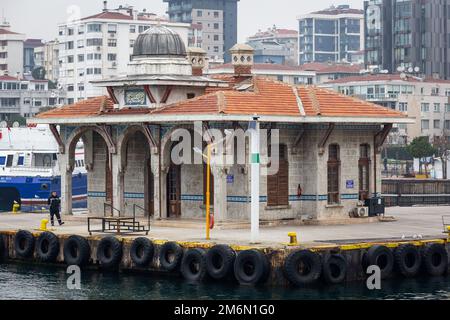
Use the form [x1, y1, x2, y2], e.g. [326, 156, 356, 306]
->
[103, 202, 120, 217]
[133, 204, 151, 232]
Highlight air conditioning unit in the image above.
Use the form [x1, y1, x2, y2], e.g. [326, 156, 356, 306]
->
[355, 206, 369, 218]
[111, 62, 117, 67]
[96, 46, 101, 51]
[109, 33, 115, 38]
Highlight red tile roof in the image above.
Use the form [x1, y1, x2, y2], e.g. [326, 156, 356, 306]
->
[81, 11, 164, 22]
[0, 75, 20, 81]
[35, 77, 406, 120]
[154, 78, 405, 118]
[0, 28, 21, 35]
[36, 96, 114, 119]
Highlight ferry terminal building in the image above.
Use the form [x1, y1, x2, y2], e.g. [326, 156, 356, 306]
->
[30, 26, 412, 223]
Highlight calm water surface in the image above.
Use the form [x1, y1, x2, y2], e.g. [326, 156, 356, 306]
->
[0, 263, 449, 300]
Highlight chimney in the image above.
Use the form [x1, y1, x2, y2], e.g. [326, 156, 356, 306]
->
[103, 1, 108, 12]
[187, 47, 208, 76]
[229, 44, 254, 76]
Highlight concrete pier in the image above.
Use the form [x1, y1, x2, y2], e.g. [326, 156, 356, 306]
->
[0, 206, 449, 287]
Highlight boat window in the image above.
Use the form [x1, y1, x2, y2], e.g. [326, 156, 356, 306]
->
[17, 156, 24, 166]
[52, 153, 57, 161]
[6, 155, 13, 167]
[0, 156, 5, 166]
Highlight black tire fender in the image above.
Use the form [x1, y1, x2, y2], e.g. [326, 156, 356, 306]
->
[234, 250, 270, 285]
[394, 244, 421, 278]
[283, 250, 322, 286]
[14, 230, 35, 258]
[180, 248, 208, 282]
[322, 254, 347, 284]
[364, 245, 394, 279]
[63, 235, 91, 266]
[421, 243, 448, 276]
[36, 232, 60, 263]
[97, 236, 123, 269]
[130, 237, 154, 267]
[159, 242, 183, 272]
[205, 244, 236, 280]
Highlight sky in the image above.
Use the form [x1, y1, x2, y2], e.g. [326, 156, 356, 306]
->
[1, 0, 364, 42]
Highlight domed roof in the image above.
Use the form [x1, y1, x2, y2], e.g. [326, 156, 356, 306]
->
[132, 25, 187, 58]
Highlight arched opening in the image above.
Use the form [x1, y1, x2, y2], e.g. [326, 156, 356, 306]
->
[121, 130, 153, 217]
[65, 126, 114, 216]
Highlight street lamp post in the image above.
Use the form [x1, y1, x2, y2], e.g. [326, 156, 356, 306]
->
[249, 119, 260, 244]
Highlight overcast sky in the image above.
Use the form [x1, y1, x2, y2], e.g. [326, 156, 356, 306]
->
[1, 0, 364, 41]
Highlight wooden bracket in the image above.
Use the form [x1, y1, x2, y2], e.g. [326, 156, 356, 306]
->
[49, 124, 65, 154]
[292, 127, 306, 154]
[144, 85, 157, 104]
[374, 124, 393, 153]
[96, 124, 116, 154]
[160, 86, 173, 104]
[106, 86, 119, 105]
[318, 123, 335, 155]
[142, 123, 159, 154]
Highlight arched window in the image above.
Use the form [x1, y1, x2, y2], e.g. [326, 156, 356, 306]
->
[327, 144, 340, 205]
[359, 144, 371, 200]
[267, 144, 289, 207]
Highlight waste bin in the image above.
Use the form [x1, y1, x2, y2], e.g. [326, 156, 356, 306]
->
[364, 197, 385, 217]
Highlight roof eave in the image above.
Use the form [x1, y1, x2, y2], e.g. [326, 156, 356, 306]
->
[28, 114, 415, 126]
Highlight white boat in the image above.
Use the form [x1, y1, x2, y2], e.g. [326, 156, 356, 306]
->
[0, 124, 87, 212]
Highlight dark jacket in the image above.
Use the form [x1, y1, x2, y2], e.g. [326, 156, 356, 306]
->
[47, 195, 61, 213]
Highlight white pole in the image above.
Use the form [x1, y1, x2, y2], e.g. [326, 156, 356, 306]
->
[250, 120, 260, 243]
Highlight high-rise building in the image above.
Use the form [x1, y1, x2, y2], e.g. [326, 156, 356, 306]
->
[246, 27, 298, 65]
[364, 0, 450, 79]
[57, 2, 189, 104]
[163, 0, 239, 62]
[297, 5, 364, 65]
[0, 21, 25, 77]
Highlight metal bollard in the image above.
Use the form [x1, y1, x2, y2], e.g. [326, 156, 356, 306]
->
[12, 203, 20, 214]
[288, 232, 298, 246]
[40, 219, 49, 231]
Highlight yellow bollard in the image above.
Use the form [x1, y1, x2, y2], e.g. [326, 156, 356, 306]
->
[12, 203, 20, 214]
[447, 226, 450, 242]
[40, 219, 49, 231]
[288, 232, 298, 246]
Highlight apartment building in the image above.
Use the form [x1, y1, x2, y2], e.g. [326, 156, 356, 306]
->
[298, 5, 364, 65]
[0, 21, 25, 77]
[247, 28, 298, 66]
[364, 0, 450, 80]
[57, 2, 189, 104]
[34, 40, 60, 83]
[0, 75, 66, 120]
[164, 0, 239, 62]
[323, 74, 450, 144]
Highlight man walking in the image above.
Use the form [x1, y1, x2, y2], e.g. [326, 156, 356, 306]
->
[47, 191, 64, 226]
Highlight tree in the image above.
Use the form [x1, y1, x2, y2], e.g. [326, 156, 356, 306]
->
[406, 136, 436, 175]
[433, 135, 450, 179]
[31, 66, 46, 80]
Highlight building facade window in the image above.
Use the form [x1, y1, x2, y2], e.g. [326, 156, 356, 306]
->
[434, 103, 441, 112]
[327, 144, 340, 205]
[421, 120, 430, 131]
[421, 103, 430, 112]
[86, 38, 103, 46]
[398, 102, 408, 112]
[434, 120, 441, 129]
[107, 24, 117, 33]
[267, 144, 289, 207]
[87, 24, 102, 33]
[108, 39, 117, 47]
[130, 25, 136, 33]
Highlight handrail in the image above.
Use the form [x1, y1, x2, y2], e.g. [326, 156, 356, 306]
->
[133, 204, 151, 231]
[104, 202, 121, 217]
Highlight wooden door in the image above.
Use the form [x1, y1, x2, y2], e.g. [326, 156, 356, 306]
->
[167, 164, 181, 218]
